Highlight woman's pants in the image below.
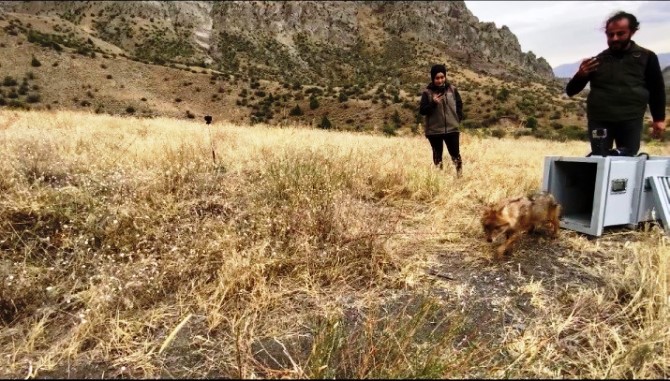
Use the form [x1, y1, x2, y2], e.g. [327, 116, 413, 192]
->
[427, 132, 462, 173]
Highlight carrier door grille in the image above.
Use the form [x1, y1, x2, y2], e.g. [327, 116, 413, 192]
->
[649, 176, 670, 234]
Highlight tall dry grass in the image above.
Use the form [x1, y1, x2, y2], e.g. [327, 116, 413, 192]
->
[0, 109, 668, 378]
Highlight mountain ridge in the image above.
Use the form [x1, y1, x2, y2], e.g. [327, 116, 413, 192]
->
[0, 1, 555, 84]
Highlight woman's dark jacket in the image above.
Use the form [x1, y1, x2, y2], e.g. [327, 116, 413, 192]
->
[419, 83, 463, 135]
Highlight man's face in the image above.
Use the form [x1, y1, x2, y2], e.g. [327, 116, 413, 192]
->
[606, 18, 634, 52]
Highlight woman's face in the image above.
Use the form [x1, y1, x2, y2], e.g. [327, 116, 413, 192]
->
[433, 72, 446, 87]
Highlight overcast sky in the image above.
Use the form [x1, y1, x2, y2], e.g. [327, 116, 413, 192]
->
[463, 1, 670, 67]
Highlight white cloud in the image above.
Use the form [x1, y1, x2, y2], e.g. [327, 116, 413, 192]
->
[463, 1, 670, 67]
[636, 1, 670, 23]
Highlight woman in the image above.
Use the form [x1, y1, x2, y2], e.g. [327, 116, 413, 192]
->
[419, 64, 464, 176]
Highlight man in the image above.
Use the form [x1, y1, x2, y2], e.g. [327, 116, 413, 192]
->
[565, 11, 665, 156]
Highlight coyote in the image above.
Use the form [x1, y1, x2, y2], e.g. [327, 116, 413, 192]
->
[481, 192, 561, 259]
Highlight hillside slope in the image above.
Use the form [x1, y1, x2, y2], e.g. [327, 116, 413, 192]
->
[0, 1, 595, 139]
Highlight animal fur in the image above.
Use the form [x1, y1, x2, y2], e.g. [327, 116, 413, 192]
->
[481, 192, 561, 259]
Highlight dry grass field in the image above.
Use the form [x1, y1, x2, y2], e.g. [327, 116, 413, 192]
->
[0, 109, 669, 378]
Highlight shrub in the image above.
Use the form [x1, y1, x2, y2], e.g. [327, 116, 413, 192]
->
[525, 116, 538, 130]
[532, 128, 553, 140]
[461, 119, 482, 129]
[106, 74, 113, 79]
[560, 125, 588, 141]
[513, 129, 533, 139]
[496, 87, 510, 102]
[318, 115, 332, 129]
[482, 116, 498, 128]
[30, 56, 41, 67]
[490, 128, 506, 139]
[8, 99, 26, 109]
[382, 122, 396, 136]
[26, 94, 41, 103]
[391, 110, 402, 128]
[309, 95, 319, 110]
[186, 110, 195, 119]
[289, 104, 303, 116]
[126, 106, 135, 114]
[2, 76, 17, 86]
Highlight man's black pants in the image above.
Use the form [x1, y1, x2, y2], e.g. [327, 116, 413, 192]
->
[587, 118, 642, 156]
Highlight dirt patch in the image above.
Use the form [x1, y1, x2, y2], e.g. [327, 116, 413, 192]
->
[426, 233, 609, 344]
[34, 362, 115, 379]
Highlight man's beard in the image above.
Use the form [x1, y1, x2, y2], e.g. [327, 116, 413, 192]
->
[608, 37, 631, 52]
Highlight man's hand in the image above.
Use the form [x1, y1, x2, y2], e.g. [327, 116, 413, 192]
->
[576, 57, 600, 78]
[432, 93, 443, 103]
[650, 120, 666, 140]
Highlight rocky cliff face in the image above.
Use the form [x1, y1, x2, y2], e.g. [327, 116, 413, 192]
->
[0, 0, 555, 85]
[208, 1, 554, 81]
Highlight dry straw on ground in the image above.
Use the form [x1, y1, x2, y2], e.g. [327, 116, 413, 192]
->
[0, 110, 668, 378]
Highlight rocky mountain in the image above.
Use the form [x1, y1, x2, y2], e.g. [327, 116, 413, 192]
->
[0, 1, 554, 84]
[1, 1, 582, 136]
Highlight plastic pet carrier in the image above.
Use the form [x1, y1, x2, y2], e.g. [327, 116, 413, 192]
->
[542, 156, 670, 236]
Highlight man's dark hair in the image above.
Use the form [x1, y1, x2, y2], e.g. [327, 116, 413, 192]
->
[605, 11, 640, 32]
